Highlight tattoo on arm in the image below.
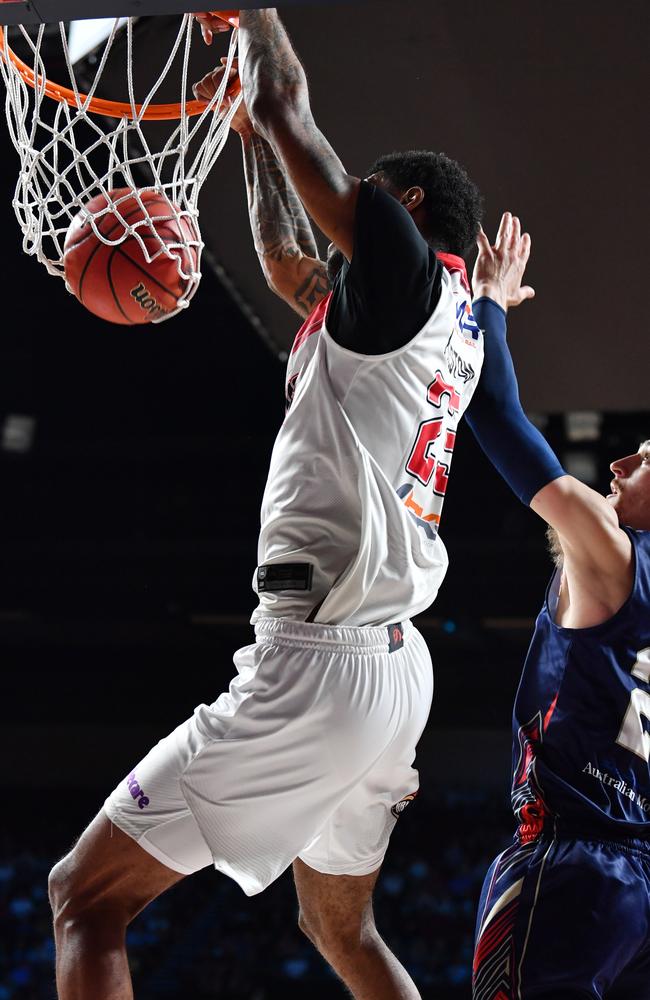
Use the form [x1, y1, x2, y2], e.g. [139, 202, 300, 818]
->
[239, 10, 306, 111]
[242, 130, 320, 266]
[239, 10, 339, 317]
[294, 265, 330, 314]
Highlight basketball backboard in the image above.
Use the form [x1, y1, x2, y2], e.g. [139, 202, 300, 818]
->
[0, 0, 331, 24]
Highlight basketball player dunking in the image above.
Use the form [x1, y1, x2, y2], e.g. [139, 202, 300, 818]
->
[467, 215, 650, 999]
[49, 11, 483, 999]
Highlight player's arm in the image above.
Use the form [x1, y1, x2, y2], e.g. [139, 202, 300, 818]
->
[467, 214, 632, 610]
[236, 8, 361, 260]
[193, 54, 329, 318]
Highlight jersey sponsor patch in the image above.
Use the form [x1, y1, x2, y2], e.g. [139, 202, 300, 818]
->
[257, 563, 314, 592]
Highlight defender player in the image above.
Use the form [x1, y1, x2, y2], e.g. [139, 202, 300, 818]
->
[48, 11, 483, 1000]
[468, 215, 650, 999]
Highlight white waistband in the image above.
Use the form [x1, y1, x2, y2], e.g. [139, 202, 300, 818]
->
[253, 616, 414, 652]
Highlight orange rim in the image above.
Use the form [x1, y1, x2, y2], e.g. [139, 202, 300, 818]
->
[0, 10, 240, 121]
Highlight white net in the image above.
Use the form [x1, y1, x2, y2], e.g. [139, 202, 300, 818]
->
[0, 15, 241, 320]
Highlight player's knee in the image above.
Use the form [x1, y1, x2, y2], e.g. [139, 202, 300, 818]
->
[48, 855, 130, 932]
[297, 907, 316, 945]
[299, 907, 367, 962]
[49, 856, 84, 927]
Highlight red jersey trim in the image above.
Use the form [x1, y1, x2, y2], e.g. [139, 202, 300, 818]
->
[436, 252, 470, 293]
[290, 293, 332, 356]
[290, 253, 469, 357]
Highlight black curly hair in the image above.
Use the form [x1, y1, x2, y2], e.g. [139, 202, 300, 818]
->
[365, 150, 483, 256]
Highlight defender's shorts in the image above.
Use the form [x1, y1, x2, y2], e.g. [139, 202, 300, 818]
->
[105, 617, 432, 896]
[473, 826, 650, 999]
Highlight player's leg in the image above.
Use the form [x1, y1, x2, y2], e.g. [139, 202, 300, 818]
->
[291, 622, 430, 999]
[294, 858, 420, 1000]
[48, 811, 185, 1000]
[473, 834, 650, 1000]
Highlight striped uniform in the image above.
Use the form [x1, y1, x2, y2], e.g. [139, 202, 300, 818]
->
[473, 528, 650, 999]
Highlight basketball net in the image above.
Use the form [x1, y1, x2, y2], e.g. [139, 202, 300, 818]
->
[0, 14, 241, 320]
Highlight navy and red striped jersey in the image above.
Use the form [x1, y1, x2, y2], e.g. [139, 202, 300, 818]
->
[512, 527, 650, 839]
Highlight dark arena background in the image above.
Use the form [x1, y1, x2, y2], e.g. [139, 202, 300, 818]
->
[1, 0, 649, 997]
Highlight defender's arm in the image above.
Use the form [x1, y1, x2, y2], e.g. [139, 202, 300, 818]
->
[468, 216, 632, 619]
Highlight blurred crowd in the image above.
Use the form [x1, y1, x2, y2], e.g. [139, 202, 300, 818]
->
[1, 790, 512, 999]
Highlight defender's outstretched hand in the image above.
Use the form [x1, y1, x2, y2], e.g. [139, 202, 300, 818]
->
[472, 212, 535, 311]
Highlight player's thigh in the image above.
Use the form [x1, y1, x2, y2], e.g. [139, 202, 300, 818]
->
[293, 856, 380, 944]
[520, 838, 650, 995]
[50, 810, 185, 921]
[474, 836, 650, 1000]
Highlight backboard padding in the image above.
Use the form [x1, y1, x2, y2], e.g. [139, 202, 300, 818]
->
[0, 0, 328, 25]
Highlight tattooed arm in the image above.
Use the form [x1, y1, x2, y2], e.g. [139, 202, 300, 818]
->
[241, 129, 330, 319]
[237, 8, 360, 261]
[193, 54, 330, 319]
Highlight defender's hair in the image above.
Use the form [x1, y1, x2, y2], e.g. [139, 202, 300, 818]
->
[366, 150, 483, 256]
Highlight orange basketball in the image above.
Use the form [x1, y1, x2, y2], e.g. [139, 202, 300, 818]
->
[63, 188, 200, 325]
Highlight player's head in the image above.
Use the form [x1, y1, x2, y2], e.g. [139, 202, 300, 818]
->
[365, 149, 483, 255]
[608, 440, 650, 529]
[326, 150, 482, 284]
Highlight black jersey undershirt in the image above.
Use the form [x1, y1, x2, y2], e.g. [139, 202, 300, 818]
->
[326, 180, 442, 355]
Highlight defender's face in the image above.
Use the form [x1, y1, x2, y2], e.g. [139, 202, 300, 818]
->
[608, 441, 650, 530]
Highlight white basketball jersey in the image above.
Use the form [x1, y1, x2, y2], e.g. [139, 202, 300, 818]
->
[252, 256, 484, 627]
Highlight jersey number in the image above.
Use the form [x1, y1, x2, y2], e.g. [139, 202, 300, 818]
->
[616, 647, 650, 762]
[405, 372, 460, 500]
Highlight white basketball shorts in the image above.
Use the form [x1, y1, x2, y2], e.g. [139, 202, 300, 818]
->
[104, 617, 433, 896]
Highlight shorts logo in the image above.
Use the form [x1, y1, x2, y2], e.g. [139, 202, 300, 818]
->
[126, 771, 150, 810]
[391, 791, 418, 819]
[388, 622, 404, 652]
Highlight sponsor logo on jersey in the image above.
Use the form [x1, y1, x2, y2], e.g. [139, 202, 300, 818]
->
[126, 771, 150, 809]
[456, 300, 480, 341]
[286, 372, 300, 411]
[444, 342, 476, 383]
[391, 791, 418, 819]
[583, 761, 650, 811]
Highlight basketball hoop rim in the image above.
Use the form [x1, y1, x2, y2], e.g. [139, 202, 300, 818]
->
[0, 10, 240, 121]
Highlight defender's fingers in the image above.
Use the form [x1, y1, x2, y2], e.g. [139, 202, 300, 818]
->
[520, 232, 532, 258]
[495, 212, 512, 250]
[476, 228, 493, 255]
[509, 216, 521, 248]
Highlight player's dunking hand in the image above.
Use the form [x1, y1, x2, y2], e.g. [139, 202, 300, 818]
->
[194, 11, 232, 45]
[472, 212, 536, 312]
[193, 58, 251, 135]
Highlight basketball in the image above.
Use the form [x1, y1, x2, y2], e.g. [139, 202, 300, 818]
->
[63, 188, 200, 325]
